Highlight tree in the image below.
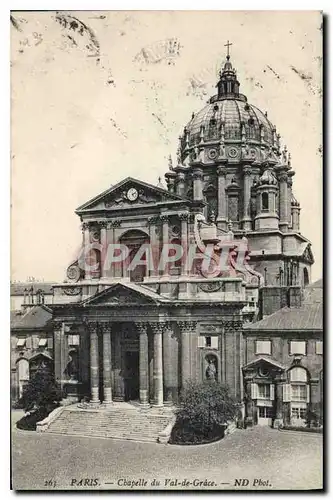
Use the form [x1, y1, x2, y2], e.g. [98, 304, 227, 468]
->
[170, 380, 238, 444]
[19, 368, 62, 412]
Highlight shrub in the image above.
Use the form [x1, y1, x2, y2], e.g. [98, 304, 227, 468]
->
[19, 369, 62, 412]
[170, 381, 238, 444]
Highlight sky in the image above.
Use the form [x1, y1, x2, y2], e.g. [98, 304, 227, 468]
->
[10, 10, 322, 282]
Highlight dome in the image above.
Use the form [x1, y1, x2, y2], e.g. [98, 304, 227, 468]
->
[185, 99, 275, 146]
[181, 55, 277, 155]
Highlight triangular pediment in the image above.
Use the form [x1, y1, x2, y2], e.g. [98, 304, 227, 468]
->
[302, 243, 315, 264]
[76, 177, 186, 214]
[242, 356, 287, 372]
[82, 282, 165, 307]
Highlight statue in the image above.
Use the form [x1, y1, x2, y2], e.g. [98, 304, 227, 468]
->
[206, 359, 217, 382]
[64, 351, 79, 381]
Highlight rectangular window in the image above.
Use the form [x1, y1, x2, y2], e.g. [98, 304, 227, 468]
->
[315, 341, 323, 355]
[290, 341, 306, 355]
[38, 338, 48, 347]
[291, 384, 307, 402]
[258, 406, 273, 418]
[291, 407, 307, 419]
[257, 384, 271, 399]
[205, 336, 211, 347]
[16, 338, 26, 347]
[68, 334, 80, 346]
[256, 340, 271, 355]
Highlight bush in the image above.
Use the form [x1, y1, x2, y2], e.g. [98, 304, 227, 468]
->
[16, 369, 62, 430]
[170, 381, 238, 444]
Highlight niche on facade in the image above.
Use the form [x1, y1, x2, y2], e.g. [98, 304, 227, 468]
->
[203, 353, 219, 383]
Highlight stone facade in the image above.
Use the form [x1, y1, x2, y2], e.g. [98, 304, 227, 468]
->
[11, 53, 322, 429]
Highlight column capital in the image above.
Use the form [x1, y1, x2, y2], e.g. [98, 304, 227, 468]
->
[160, 214, 169, 223]
[96, 220, 108, 229]
[151, 322, 170, 334]
[192, 169, 203, 180]
[178, 211, 190, 222]
[223, 320, 243, 331]
[100, 322, 112, 334]
[107, 220, 121, 229]
[85, 321, 98, 334]
[135, 322, 149, 334]
[147, 216, 160, 226]
[217, 166, 227, 176]
[243, 166, 252, 176]
[81, 221, 91, 231]
[177, 320, 197, 333]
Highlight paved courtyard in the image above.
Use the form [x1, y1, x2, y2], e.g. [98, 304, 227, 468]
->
[11, 411, 323, 491]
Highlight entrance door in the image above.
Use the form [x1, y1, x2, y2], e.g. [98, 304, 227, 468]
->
[257, 406, 273, 426]
[124, 351, 139, 401]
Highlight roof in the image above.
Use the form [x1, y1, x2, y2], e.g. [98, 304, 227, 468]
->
[11, 305, 53, 331]
[244, 302, 323, 331]
[11, 282, 55, 296]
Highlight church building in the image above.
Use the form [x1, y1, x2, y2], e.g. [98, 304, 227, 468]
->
[12, 49, 321, 430]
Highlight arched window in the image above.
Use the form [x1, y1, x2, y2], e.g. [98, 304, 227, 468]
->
[303, 268, 309, 287]
[120, 230, 150, 282]
[261, 192, 269, 211]
[289, 367, 309, 424]
[16, 358, 29, 398]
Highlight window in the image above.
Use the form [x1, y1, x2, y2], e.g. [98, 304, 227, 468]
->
[16, 338, 26, 348]
[256, 340, 271, 355]
[289, 367, 307, 383]
[257, 384, 271, 399]
[316, 341, 323, 355]
[290, 341, 306, 355]
[291, 384, 307, 402]
[198, 336, 218, 349]
[68, 334, 80, 346]
[38, 338, 48, 348]
[261, 192, 269, 211]
[291, 407, 307, 419]
[258, 406, 273, 418]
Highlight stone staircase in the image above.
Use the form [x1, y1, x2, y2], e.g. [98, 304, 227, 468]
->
[45, 403, 175, 443]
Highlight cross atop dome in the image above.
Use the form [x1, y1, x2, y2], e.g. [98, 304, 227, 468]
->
[224, 40, 233, 60]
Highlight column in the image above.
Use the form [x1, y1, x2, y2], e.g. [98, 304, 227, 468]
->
[287, 177, 292, 228]
[193, 169, 203, 201]
[160, 214, 169, 277]
[113, 328, 124, 401]
[137, 322, 150, 406]
[217, 167, 227, 230]
[162, 322, 176, 404]
[89, 323, 100, 403]
[278, 172, 289, 232]
[54, 323, 66, 391]
[178, 321, 196, 386]
[147, 217, 159, 278]
[273, 375, 285, 428]
[82, 222, 91, 279]
[102, 323, 112, 404]
[242, 167, 252, 230]
[176, 172, 186, 197]
[245, 378, 255, 427]
[179, 212, 189, 276]
[99, 221, 107, 278]
[151, 323, 163, 406]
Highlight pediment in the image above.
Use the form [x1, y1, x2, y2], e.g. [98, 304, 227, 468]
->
[76, 177, 185, 214]
[302, 243, 315, 264]
[82, 283, 162, 307]
[242, 356, 287, 372]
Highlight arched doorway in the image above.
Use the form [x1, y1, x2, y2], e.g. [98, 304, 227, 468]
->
[120, 230, 150, 282]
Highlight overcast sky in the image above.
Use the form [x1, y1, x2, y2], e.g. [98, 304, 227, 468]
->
[11, 10, 322, 282]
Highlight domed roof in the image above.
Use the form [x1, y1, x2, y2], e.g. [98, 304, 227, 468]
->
[185, 99, 275, 146]
[182, 54, 276, 151]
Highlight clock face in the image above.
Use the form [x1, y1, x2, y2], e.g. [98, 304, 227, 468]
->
[127, 187, 138, 202]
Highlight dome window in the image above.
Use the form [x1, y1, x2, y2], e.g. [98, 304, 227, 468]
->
[248, 117, 255, 126]
[213, 104, 219, 112]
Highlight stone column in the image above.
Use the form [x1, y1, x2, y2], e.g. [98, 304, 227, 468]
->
[278, 172, 289, 232]
[99, 221, 107, 278]
[242, 167, 252, 230]
[178, 321, 197, 386]
[151, 323, 164, 406]
[54, 323, 66, 391]
[102, 323, 112, 404]
[179, 212, 189, 276]
[217, 166, 227, 230]
[89, 323, 100, 403]
[147, 217, 159, 278]
[273, 375, 285, 428]
[137, 322, 150, 406]
[193, 169, 203, 201]
[82, 222, 92, 279]
[287, 177, 292, 228]
[176, 172, 186, 197]
[245, 378, 255, 427]
[160, 214, 170, 277]
[162, 322, 176, 404]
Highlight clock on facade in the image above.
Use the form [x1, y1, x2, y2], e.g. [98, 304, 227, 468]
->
[127, 188, 138, 202]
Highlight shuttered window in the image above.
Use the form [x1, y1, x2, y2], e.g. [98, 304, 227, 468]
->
[16, 338, 26, 347]
[315, 341, 323, 355]
[290, 341, 306, 355]
[256, 340, 271, 355]
[68, 334, 80, 346]
[283, 383, 291, 402]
